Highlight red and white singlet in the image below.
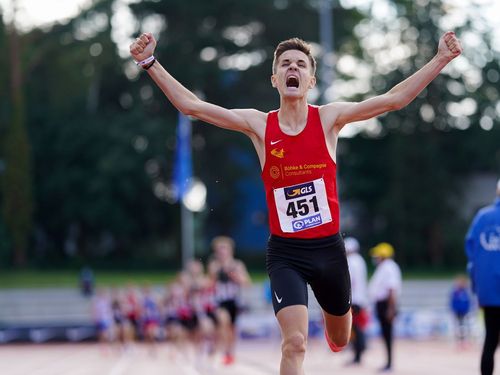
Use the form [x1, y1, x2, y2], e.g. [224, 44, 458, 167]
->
[261, 105, 340, 238]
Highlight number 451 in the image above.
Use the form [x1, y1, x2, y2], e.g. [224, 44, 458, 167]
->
[286, 196, 319, 218]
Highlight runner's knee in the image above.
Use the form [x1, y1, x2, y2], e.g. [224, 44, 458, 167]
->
[282, 332, 307, 358]
[326, 329, 350, 348]
[324, 310, 352, 347]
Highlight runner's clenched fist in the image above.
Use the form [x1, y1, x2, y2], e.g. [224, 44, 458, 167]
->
[438, 31, 462, 61]
[129, 32, 157, 63]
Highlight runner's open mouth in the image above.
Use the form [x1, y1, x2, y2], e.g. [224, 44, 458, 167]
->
[286, 76, 299, 88]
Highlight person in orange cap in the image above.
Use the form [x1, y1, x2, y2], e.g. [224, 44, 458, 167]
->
[368, 242, 402, 373]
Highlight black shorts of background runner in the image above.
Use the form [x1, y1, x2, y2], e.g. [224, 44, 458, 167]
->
[179, 315, 198, 332]
[266, 233, 351, 316]
[218, 300, 239, 324]
[205, 310, 218, 326]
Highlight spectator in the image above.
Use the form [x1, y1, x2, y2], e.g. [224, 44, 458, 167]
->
[465, 178, 500, 375]
[368, 242, 402, 373]
[344, 237, 369, 366]
[79, 267, 95, 297]
[449, 274, 472, 349]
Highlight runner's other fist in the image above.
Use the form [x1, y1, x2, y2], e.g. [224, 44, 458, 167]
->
[437, 31, 462, 61]
[130, 33, 157, 62]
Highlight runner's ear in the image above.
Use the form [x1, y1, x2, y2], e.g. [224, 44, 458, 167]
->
[308, 76, 316, 89]
[271, 74, 277, 88]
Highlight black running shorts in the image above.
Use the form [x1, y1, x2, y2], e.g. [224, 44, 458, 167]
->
[266, 233, 351, 316]
[218, 299, 239, 324]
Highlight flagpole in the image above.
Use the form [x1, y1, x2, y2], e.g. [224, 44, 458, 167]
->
[319, 0, 334, 104]
[181, 196, 194, 269]
[174, 112, 194, 270]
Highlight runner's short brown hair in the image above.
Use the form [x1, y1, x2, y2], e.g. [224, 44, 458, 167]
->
[211, 236, 235, 250]
[272, 38, 316, 75]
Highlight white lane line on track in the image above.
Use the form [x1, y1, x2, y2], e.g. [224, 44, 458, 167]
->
[177, 363, 203, 375]
[237, 357, 277, 374]
[29, 346, 90, 375]
[173, 350, 203, 375]
[107, 355, 131, 375]
[177, 361, 272, 375]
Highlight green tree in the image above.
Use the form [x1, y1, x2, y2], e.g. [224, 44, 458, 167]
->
[1, 17, 33, 267]
[338, 0, 500, 268]
[2, 0, 497, 270]
[22, 1, 179, 266]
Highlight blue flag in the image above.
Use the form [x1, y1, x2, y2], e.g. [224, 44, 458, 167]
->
[173, 112, 192, 202]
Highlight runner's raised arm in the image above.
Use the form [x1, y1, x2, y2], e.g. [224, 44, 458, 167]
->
[129, 32, 265, 136]
[320, 31, 462, 132]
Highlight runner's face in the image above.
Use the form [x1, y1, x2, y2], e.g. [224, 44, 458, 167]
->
[215, 242, 233, 261]
[187, 260, 202, 275]
[272, 49, 316, 99]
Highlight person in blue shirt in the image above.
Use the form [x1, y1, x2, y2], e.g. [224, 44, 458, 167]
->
[465, 178, 500, 375]
[449, 274, 472, 348]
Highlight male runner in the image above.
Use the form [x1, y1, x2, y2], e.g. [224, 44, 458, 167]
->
[130, 31, 462, 374]
[207, 236, 251, 365]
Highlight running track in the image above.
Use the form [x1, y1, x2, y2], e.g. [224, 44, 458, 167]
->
[1, 337, 496, 375]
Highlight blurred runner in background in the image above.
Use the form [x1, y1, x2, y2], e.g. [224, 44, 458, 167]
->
[140, 285, 161, 356]
[208, 236, 251, 365]
[183, 259, 218, 367]
[92, 288, 114, 355]
[124, 284, 141, 342]
[110, 288, 132, 352]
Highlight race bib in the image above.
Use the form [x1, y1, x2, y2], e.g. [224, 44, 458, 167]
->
[273, 178, 332, 233]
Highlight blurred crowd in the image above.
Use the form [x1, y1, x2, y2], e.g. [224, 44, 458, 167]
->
[87, 236, 479, 369]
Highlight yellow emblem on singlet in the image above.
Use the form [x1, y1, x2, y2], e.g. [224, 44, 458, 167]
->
[271, 148, 285, 158]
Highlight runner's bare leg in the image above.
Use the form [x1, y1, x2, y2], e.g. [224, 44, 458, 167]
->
[276, 305, 308, 375]
[323, 309, 352, 350]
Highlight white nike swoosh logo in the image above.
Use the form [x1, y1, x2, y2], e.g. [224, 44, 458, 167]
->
[270, 139, 282, 145]
[274, 291, 283, 304]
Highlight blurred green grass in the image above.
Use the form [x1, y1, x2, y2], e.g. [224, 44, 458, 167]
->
[0, 270, 270, 289]
[0, 269, 458, 289]
[0, 270, 173, 289]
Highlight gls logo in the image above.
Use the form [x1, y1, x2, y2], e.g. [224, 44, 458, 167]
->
[284, 182, 315, 200]
[287, 186, 313, 197]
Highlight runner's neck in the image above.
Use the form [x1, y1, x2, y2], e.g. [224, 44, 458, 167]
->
[278, 100, 309, 135]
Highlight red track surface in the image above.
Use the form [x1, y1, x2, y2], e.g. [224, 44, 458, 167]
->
[0, 337, 496, 375]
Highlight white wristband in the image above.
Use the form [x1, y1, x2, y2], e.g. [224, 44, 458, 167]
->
[135, 55, 155, 67]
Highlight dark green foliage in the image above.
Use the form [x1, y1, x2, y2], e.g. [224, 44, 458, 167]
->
[1, 18, 34, 267]
[337, 0, 500, 268]
[0, 0, 498, 270]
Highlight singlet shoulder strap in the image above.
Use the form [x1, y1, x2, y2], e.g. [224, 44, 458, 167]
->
[307, 104, 320, 123]
[265, 109, 280, 145]
[306, 104, 326, 136]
